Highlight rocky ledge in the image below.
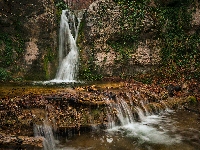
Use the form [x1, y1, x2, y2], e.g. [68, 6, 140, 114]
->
[0, 79, 199, 148]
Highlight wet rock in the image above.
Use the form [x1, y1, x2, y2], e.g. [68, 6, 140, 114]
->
[0, 80, 198, 142]
[166, 84, 182, 97]
[0, 133, 43, 149]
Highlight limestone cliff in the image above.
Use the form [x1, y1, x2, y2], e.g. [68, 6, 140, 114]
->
[78, 0, 200, 80]
[78, 0, 161, 78]
[0, 0, 199, 81]
[0, 0, 57, 80]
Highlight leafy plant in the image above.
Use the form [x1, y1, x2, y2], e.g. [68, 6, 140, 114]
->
[54, 0, 68, 22]
[0, 67, 10, 82]
[79, 51, 103, 81]
[113, 0, 200, 81]
[43, 48, 55, 80]
[188, 96, 197, 105]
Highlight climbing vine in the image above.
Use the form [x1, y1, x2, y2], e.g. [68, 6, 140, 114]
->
[0, 31, 25, 81]
[112, 0, 200, 81]
[156, 0, 200, 80]
[79, 48, 103, 81]
[43, 47, 55, 80]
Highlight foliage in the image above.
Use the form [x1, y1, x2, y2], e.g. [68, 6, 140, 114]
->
[116, 0, 150, 34]
[54, 0, 68, 21]
[0, 33, 13, 67]
[0, 32, 25, 68]
[79, 67, 102, 81]
[79, 49, 103, 81]
[0, 68, 10, 82]
[156, 1, 200, 81]
[112, 0, 200, 81]
[43, 48, 55, 80]
[188, 96, 197, 105]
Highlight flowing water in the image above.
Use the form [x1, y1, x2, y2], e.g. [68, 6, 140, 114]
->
[34, 121, 56, 150]
[55, 109, 200, 150]
[36, 96, 200, 150]
[49, 9, 83, 83]
[1, 82, 199, 150]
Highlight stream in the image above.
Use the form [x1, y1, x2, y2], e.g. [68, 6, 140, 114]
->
[0, 82, 199, 150]
[55, 109, 200, 150]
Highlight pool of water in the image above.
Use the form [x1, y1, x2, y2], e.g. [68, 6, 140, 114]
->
[55, 109, 200, 150]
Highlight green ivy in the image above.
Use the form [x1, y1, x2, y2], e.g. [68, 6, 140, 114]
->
[0, 67, 10, 82]
[112, 0, 200, 81]
[0, 33, 14, 67]
[54, 0, 68, 22]
[157, 1, 200, 80]
[43, 48, 55, 80]
[79, 67, 102, 81]
[79, 49, 103, 81]
[0, 31, 25, 68]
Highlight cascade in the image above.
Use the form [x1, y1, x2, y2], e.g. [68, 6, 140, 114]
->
[53, 9, 83, 82]
[34, 122, 56, 150]
[105, 96, 134, 128]
[135, 107, 146, 121]
[106, 96, 180, 144]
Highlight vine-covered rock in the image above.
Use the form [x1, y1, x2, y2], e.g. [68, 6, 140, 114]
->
[78, 0, 200, 81]
[0, 0, 58, 81]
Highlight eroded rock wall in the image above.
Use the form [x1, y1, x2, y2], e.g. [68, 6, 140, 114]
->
[0, 0, 57, 80]
[79, 0, 162, 78]
[78, 0, 200, 79]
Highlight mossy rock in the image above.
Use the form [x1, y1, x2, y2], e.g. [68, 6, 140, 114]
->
[187, 96, 197, 105]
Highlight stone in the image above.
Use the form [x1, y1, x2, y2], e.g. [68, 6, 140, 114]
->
[0, 0, 57, 80]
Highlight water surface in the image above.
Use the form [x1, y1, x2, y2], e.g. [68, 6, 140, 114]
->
[56, 109, 200, 150]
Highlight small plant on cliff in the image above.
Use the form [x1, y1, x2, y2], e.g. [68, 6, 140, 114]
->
[0, 68, 10, 82]
[79, 59, 103, 81]
[55, 0, 68, 21]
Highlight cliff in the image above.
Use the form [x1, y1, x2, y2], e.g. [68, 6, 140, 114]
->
[0, 0, 57, 81]
[78, 0, 200, 81]
[0, 0, 199, 82]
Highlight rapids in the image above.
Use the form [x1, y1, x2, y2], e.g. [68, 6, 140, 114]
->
[55, 109, 200, 150]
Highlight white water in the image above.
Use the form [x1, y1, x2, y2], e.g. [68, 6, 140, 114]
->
[33, 9, 83, 85]
[106, 97, 181, 144]
[50, 9, 83, 83]
[34, 122, 56, 150]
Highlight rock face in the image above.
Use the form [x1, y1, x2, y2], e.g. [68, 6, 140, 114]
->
[78, 0, 161, 77]
[78, 0, 200, 78]
[65, 0, 96, 10]
[0, 0, 199, 80]
[0, 0, 57, 80]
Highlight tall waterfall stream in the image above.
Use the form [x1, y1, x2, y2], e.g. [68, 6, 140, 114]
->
[45, 9, 83, 84]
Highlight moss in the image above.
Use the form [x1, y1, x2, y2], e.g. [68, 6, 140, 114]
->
[188, 96, 197, 105]
[43, 56, 50, 80]
[0, 67, 11, 82]
[43, 47, 56, 80]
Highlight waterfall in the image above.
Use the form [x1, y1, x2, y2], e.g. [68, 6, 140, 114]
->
[54, 9, 83, 82]
[106, 97, 180, 144]
[34, 122, 56, 150]
[105, 96, 134, 128]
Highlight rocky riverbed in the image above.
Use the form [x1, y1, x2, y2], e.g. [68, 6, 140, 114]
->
[0, 79, 199, 149]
